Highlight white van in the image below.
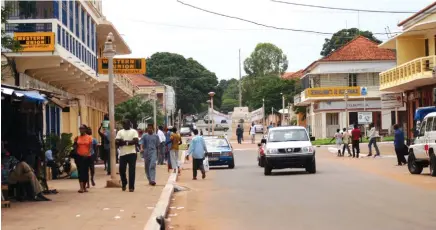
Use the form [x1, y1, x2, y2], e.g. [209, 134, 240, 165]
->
[408, 112, 436, 177]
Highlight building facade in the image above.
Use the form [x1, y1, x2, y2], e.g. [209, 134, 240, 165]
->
[2, 0, 137, 138]
[294, 36, 402, 139]
[379, 2, 436, 141]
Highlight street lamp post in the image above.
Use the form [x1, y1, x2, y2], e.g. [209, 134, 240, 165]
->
[207, 100, 211, 136]
[344, 89, 349, 128]
[281, 93, 285, 125]
[208, 92, 215, 136]
[103, 32, 120, 188]
[262, 98, 265, 126]
[151, 88, 157, 132]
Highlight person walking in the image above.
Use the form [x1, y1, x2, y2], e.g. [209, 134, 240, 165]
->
[157, 126, 166, 165]
[98, 124, 110, 175]
[170, 127, 182, 174]
[330, 129, 343, 157]
[393, 124, 407, 166]
[341, 128, 352, 157]
[165, 127, 172, 169]
[75, 125, 93, 193]
[351, 124, 361, 158]
[236, 125, 243, 144]
[115, 120, 139, 192]
[186, 129, 207, 180]
[140, 127, 159, 186]
[86, 128, 98, 188]
[250, 123, 256, 144]
[367, 123, 381, 157]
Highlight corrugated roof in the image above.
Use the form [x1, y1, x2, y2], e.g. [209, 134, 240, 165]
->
[124, 74, 163, 87]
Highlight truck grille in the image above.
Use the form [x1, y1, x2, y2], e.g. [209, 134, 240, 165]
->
[278, 148, 301, 153]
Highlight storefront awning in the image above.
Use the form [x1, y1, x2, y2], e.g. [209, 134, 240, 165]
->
[13, 90, 47, 103]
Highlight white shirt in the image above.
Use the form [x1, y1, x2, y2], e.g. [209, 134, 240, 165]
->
[116, 129, 139, 156]
[368, 127, 377, 139]
[157, 130, 166, 143]
[250, 126, 256, 135]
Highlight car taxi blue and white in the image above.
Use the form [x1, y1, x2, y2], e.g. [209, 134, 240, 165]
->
[204, 136, 235, 169]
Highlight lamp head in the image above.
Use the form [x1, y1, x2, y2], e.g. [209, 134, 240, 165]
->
[107, 32, 115, 43]
[208, 92, 215, 97]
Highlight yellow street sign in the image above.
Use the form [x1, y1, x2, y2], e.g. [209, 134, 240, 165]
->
[98, 58, 146, 74]
[305, 86, 361, 97]
[13, 32, 55, 52]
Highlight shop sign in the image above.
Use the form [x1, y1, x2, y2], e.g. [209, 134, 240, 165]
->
[250, 107, 264, 122]
[98, 58, 146, 74]
[315, 100, 381, 111]
[381, 93, 403, 109]
[14, 32, 55, 52]
[358, 112, 372, 124]
[306, 86, 361, 97]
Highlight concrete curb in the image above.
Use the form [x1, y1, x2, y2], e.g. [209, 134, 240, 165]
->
[315, 141, 394, 147]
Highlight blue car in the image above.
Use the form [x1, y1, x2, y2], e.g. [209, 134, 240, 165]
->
[204, 136, 235, 169]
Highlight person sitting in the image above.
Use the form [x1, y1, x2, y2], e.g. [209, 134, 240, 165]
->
[2, 146, 50, 201]
[45, 148, 59, 179]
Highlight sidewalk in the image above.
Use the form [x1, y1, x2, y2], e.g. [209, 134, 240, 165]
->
[2, 160, 169, 230]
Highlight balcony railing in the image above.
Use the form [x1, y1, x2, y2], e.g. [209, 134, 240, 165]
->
[114, 74, 138, 96]
[380, 55, 436, 89]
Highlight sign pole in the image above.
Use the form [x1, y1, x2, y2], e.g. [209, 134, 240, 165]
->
[395, 106, 398, 124]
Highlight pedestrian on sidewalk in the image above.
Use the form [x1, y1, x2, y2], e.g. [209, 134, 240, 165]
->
[186, 129, 207, 180]
[157, 126, 167, 165]
[116, 120, 139, 192]
[351, 124, 361, 158]
[393, 124, 407, 166]
[341, 128, 352, 157]
[98, 124, 110, 175]
[330, 129, 343, 157]
[140, 127, 159, 186]
[236, 125, 243, 144]
[170, 127, 182, 175]
[367, 123, 380, 157]
[250, 123, 256, 144]
[165, 127, 173, 169]
[86, 128, 98, 188]
[75, 125, 93, 193]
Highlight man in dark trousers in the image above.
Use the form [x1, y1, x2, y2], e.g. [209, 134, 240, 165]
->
[236, 125, 243, 144]
[393, 124, 407, 166]
[186, 129, 207, 180]
[115, 120, 139, 192]
[351, 124, 361, 158]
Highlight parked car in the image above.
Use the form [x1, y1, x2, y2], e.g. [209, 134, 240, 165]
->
[204, 136, 235, 169]
[254, 124, 264, 133]
[205, 124, 229, 132]
[180, 127, 192, 137]
[262, 126, 316, 175]
[408, 108, 436, 177]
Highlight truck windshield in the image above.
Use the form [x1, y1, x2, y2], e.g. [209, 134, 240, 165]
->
[268, 129, 309, 142]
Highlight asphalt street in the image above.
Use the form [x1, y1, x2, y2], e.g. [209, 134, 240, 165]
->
[168, 145, 436, 230]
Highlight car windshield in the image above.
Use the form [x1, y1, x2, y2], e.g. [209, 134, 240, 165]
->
[205, 138, 230, 149]
[268, 129, 309, 142]
[181, 127, 190, 132]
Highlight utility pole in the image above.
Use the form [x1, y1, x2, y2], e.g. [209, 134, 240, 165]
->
[103, 32, 120, 188]
[238, 49, 242, 107]
[152, 88, 157, 132]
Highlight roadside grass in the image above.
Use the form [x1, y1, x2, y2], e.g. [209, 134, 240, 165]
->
[311, 136, 395, 146]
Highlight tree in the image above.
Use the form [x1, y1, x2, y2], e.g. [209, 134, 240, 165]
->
[320, 28, 382, 57]
[115, 96, 163, 129]
[221, 98, 239, 113]
[146, 52, 219, 114]
[243, 43, 288, 77]
[1, 3, 22, 81]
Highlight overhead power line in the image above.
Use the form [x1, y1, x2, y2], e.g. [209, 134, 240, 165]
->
[176, 0, 435, 36]
[271, 0, 436, 14]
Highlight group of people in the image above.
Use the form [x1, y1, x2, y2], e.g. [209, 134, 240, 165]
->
[236, 122, 270, 144]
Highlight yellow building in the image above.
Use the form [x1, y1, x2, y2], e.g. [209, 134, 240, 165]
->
[379, 2, 436, 139]
[2, 0, 137, 138]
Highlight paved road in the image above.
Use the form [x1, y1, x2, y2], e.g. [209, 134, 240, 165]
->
[168, 146, 436, 230]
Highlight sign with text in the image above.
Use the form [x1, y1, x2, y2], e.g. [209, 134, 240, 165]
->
[381, 93, 403, 109]
[14, 32, 55, 52]
[250, 107, 264, 122]
[98, 58, 146, 74]
[315, 100, 381, 111]
[306, 86, 361, 97]
[358, 112, 372, 124]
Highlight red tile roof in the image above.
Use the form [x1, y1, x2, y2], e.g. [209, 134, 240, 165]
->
[282, 70, 304, 80]
[398, 2, 436, 26]
[124, 74, 163, 87]
[320, 36, 396, 62]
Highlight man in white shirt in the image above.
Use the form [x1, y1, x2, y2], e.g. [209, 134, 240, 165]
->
[116, 120, 139, 192]
[367, 123, 380, 157]
[157, 126, 167, 165]
[250, 124, 256, 144]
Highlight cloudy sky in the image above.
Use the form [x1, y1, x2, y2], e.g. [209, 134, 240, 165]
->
[103, 0, 433, 80]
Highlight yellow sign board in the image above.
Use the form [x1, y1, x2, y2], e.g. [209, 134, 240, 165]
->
[14, 32, 55, 52]
[98, 58, 146, 74]
[305, 87, 361, 97]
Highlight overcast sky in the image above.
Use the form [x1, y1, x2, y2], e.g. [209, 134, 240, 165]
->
[103, 0, 434, 80]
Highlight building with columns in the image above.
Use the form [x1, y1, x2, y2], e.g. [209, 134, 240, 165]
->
[294, 36, 403, 139]
[2, 0, 137, 138]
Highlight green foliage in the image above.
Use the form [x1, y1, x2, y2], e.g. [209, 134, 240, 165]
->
[293, 106, 306, 121]
[221, 98, 239, 113]
[244, 43, 288, 77]
[43, 133, 73, 165]
[115, 95, 164, 129]
[320, 28, 382, 57]
[146, 52, 220, 114]
[242, 75, 300, 111]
